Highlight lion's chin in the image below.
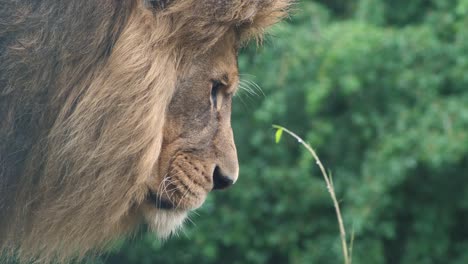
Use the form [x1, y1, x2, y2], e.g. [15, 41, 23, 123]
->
[142, 206, 188, 238]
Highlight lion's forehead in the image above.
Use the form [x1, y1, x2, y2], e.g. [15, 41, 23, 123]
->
[162, 0, 291, 50]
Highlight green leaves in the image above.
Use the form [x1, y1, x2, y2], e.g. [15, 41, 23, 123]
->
[273, 125, 284, 143]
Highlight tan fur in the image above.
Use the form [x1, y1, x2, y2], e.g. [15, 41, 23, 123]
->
[0, 0, 290, 263]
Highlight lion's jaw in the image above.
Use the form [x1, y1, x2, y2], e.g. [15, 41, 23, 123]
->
[141, 205, 188, 238]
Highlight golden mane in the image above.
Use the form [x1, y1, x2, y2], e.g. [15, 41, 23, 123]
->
[0, 0, 290, 262]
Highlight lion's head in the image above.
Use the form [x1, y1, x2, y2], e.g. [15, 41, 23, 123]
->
[0, 0, 290, 262]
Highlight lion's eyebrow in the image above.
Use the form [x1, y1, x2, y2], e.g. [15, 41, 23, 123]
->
[230, 80, 240, 95]
[220, 73, 230, 84]
[218, 73, 240, 94]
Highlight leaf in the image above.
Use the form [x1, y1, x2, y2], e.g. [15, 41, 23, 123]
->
[275, 128, 283, 143]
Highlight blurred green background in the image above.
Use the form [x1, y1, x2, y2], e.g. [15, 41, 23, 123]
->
[101, 0, 468, 263]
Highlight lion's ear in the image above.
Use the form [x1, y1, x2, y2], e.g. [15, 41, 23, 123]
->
[145, 0, 171, 10]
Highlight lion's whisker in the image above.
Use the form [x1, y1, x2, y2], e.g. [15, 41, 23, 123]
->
[185, 214, 197, 227]
[175, 183, 191, 209]
[156, 174, 170, 209]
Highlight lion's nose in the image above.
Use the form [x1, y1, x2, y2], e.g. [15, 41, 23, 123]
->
[212, 166, 235, 190]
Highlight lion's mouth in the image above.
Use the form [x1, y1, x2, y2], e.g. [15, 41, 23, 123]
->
[148, 190, 175, 210]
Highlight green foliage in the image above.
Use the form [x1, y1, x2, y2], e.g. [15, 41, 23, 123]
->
[102, 1, 468, 263]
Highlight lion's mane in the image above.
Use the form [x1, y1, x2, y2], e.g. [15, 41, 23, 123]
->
[0, 0, 289, 262]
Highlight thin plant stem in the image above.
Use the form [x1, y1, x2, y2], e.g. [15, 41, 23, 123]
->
[349, 227, 355, 264]
[273, 125, 350, 264]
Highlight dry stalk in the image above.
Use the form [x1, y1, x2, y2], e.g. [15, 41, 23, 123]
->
[273, 125, 351, 264]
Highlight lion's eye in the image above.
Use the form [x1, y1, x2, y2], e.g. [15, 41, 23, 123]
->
[211, 80, 222, 108]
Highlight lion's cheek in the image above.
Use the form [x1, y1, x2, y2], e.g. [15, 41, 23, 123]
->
[141, 205, 188, 238]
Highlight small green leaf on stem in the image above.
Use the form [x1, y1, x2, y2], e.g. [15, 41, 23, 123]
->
[275, 128, 283, 143]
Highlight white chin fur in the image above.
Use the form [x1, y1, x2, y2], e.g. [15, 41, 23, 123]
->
[144, 209, 188, 238]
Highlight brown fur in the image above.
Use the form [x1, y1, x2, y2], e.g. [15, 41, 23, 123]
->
[0, 0, 290, 263]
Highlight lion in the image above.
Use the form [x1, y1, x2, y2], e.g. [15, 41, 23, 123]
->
[0, 0, 290, 263]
